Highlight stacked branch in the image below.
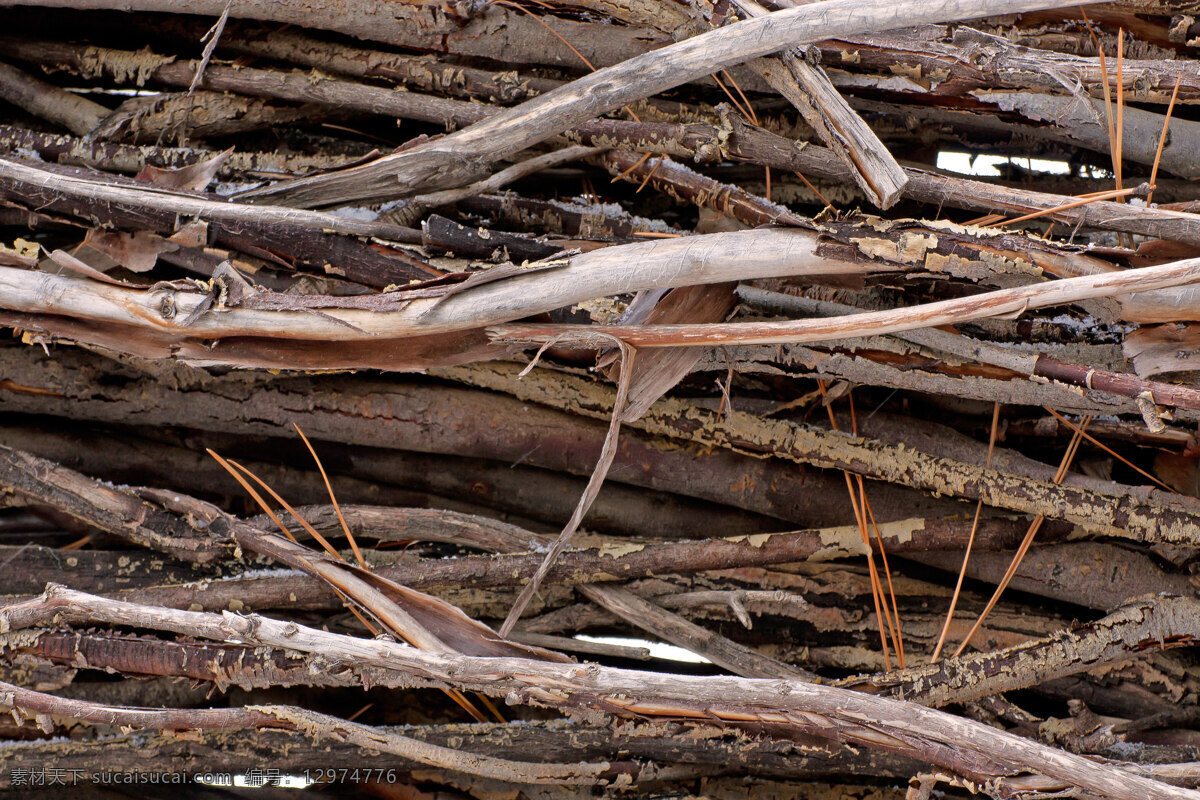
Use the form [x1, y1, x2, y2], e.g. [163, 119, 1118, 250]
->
[0, 1, 1199, 798]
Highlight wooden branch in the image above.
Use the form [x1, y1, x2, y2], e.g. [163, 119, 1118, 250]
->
[731, 0, 906, 208]
[0, 123, 360, 177]
[565, 116, 1200, 250]
[0, 719, 925, 786]
[7, 585, 1195, 800]
[235, 0, 1089, 207]
[0, 341, 958, 531]
[599, 149, 806, 228]
[0, 1, 665, 73]
[0, 417, 777, 541]
[738, 286, 1200, 412]
[0, 59, 106, 136]
[2, 37, 495, 130]
[0, 447, 233, 564]
[909, 541, 1198, 612]
[396, 145, 606, 226]
[214, 22, 567, 103]
[827, 26, 1200, 106]
[843, 595, 1200, 707]
[0, 157, 434, 287]
[0, 676, 615, 785]
[577, 584, 815, 680]
[491, 256, 1200, 348]
[443, 362, 1200, 546]
[0, 156, 421, 242]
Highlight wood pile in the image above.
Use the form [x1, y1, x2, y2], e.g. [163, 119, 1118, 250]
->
[0, 0, 1199, 797]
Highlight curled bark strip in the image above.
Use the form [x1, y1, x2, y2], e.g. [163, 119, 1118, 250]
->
[491, 256, 1200, 348]
[0, 227, 876, 341]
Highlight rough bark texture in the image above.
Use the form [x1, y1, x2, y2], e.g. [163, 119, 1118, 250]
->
[2, 2, 1200, 798]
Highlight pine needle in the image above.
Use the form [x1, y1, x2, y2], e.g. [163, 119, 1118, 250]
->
[225, 459, 344, 559]
[293, 423, 367, 570]
[1081, 8, 1119, 185]
[206, 449, 299, 544]
[818, 381, 893, 668]
[952, 415, 1092, 657]
[850, 392, 904, 666]
[931, 402, 1000, 662]
[793, 169, 832, 208]
[207, 448, 492, 723]
[635, 156, 665, 193]
[1041, 407, 1174, 492]
[1115, 29, 1125, 193]
[984, 186, 1141, 228]
[1147, 76, 1183, 207]
[722, 69, 758, 125]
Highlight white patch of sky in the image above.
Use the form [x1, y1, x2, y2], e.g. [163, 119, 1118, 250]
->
[574, 634, 710, 664]
[936, 151, 1115, 180]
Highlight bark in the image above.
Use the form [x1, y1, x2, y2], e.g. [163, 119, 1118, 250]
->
[237, 0, 1084, 207]
[9, 585, 1195, 800]
[445, 361, 1200, 546]
[0, 340, 966, 529]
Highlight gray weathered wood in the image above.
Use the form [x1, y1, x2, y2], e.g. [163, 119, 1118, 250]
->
[236, 0, 1091, 207]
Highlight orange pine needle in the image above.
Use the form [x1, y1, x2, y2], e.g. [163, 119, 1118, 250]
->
[859, 483, 905, 666]
[1041, 407, 1174, 492]
[952, 416, 1091, 657]
[1115, 29, 1125, 192]
[1147, 76, 1183, 206]
[293, 423, 367, 570]
[1081, 9, 1119, 185]
[819, 381, 893, 667]
[612, 151, 652, 183]
[226, 459, 344, 559]
[207, 450, 491, 723]
[711, 71, 753, 122]
[721, 68, 758, 125]
[636, 156, 664, 192]
[346, 703, 373, 722]
[793, 170, 832, 208]
[984, 185, 1141, 228]
[931, 402, 1001, 662]
[207, 449, 299, 544]
[963, 213, 1007, 227]
[849, 393, 904, 665]
[207, 450, 383, 640]
[842, 470, 892, 666]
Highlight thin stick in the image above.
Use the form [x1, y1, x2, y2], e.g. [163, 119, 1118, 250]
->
[493, 256, 1200, 348]
[499, 342, 638, 636]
